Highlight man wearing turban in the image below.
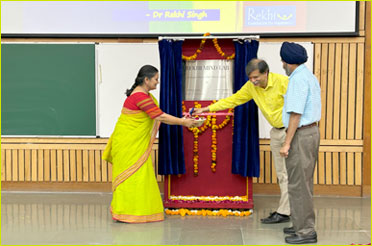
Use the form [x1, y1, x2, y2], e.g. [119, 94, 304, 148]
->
[279, 42, 321, 244]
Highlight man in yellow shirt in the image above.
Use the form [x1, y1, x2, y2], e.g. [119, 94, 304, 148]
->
[193, 58, 290, 224]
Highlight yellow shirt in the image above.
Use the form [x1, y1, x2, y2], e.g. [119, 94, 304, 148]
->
[208, 72, 289, 128]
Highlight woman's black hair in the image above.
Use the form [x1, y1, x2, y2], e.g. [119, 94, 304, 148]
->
[125, 65, 159, 97]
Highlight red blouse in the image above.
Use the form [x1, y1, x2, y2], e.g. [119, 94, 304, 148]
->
[123, 92, 163, 119]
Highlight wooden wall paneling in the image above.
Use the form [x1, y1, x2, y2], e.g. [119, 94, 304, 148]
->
[326, 43, 335, 139]
[347, 153, 354, 185]
[313, 159, 318, 184]
[108, 161, 112, 182]
[18, 150, 25, 182]
[89, 150, 95, 182]
[5, 150, 12, 181]
[347, 43, 357, 140]
[320, 44, 329, 138]
[355, 43, 365, 139]
[314, 43, 325, 138]
[57, 150, 63, 182]
[101, 152, 108, 182]
[362, 1, 371, 196]
[332, 152, 339, 185]
[63, 150, 70, 182]
[1, 149, 5, 181]
[271, 152, 277, 184]
[31, 149, 38, 181]
[314, 43, 322, 78]
[44, 150, 50, 182]
[326, 43, 336, 139]
[355, 152, 362, 186]
[12, 150, 18, 181]
[333, 43, 342, 140]
[318, 152, 325, 184]
[37, 150, 43, 182]
[325, 152, 332, 184]
[264, 151, 271, 183]
[259, 151, 264, 183]
[50, 150, 56, 182]
[82, 150, 89, 182]
[95, 150, 101, 182]
[69, 150, 76, 182]
[340, 44, 349, 139]
[340, 152, 347, 185]
[76, 150, 83, 182]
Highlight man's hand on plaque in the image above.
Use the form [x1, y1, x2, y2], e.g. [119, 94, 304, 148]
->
[191, 107, 207, 115]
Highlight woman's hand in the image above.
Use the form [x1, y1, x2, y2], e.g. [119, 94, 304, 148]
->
[182, 118, 198, 128]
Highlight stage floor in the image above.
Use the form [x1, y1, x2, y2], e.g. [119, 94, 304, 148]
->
[1, 191, 370, 245]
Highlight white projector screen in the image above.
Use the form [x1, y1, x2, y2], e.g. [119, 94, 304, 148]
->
[1, 1, 357, 36]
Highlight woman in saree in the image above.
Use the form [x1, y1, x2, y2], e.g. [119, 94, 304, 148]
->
[103, 65, 198, 223]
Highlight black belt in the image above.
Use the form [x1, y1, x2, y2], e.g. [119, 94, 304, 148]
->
[297, 122, 317, 130]
[275, 127, 285, 130]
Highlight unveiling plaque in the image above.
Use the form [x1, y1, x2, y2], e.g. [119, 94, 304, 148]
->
[185, 60, 234, 100]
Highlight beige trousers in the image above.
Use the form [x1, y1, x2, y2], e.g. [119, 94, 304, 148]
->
[270, 127, 291, 216]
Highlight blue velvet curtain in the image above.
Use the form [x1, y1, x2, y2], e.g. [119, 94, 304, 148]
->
[158, 39, 186, 175]
[232, 40, 260, 177]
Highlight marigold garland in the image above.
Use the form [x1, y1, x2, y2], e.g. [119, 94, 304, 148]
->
[212, 38, 235, 60]
[169, 195, 248, 202]
[182, 101, 233, 175]
[182, 32, 210, 60]
[182, 32, 235, 60]
[165, 208, 252, 217]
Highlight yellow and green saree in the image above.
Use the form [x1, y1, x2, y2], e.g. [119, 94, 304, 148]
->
[102, 93, 164, 223]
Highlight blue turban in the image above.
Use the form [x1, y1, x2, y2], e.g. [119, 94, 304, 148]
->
[280, 42, 308, 64]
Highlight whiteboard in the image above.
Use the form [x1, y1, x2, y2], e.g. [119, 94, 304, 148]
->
[257, 42, 314, 138]
[97, 43, 160, 137]
[96, 41, 313, 139]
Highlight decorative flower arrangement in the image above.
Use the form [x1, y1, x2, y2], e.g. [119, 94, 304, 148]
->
[212, 38, 235, 60]
[182, 32, 210, 60]
[165, 208, 252, 217]
[170, 195, 248, 202]
[210, 100, 233, 172]
[182, 101, 233, 175]
[182, 32, 235, 60]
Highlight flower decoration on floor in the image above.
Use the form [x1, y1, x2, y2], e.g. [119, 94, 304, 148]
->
[169, 195, 248, 202]
[182, 32, 235, 60]
[182, 101, 233, 175]
[165, 208, 252, 217]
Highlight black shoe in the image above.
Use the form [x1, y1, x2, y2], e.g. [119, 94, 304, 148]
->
[285, 233, 317, 244]
[283, 226, 296, 234]
[260, 211, 290, 224]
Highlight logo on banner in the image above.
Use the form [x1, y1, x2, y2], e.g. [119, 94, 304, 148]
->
[244, 6, 296, 26]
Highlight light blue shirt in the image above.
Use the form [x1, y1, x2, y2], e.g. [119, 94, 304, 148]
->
[282, 64, 321, 128]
